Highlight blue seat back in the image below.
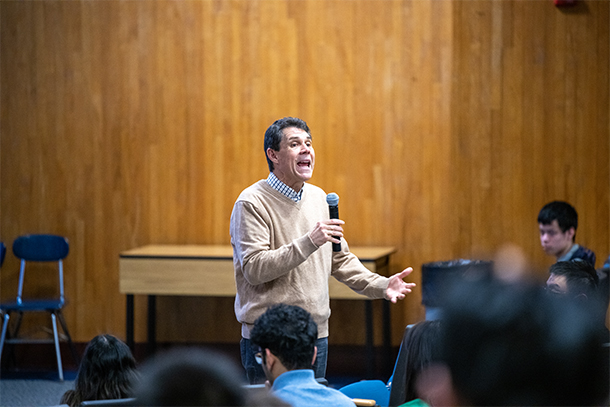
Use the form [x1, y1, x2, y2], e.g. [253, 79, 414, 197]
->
[13, 235, 69, 261]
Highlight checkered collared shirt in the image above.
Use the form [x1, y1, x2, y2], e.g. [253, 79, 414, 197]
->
[267, 172, 304, 202]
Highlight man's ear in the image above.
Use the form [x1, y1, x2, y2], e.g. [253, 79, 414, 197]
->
[573, 292, 588, 302]
[566, 227, 576, 241]
[266, 148, 278, 165]
[264, 348, 277, 370]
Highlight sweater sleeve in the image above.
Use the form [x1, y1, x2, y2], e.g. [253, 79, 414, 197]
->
[231, 200, 319, 285]
[330, 241, 389, 299]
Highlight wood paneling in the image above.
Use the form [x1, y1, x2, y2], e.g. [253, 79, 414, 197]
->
[1, 0, 608, 347]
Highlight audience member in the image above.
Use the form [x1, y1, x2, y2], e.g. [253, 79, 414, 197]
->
[388, 320, 442, 407]
[537, 201, 596, 266]
[60, 334, 138, 407]
[547, 260, 609, 345]
[417, 278, 608, 406]
[546, 260, 599, 300]
[250, 303, 355, 407]
[132, 347, 247, 406]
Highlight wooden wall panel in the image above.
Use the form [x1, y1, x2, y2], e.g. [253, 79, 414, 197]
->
[0, 0, 608, 349]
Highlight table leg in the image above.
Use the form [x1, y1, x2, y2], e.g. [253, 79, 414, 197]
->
[382, 300, 392, 373]
[147, 295, 157, 356]
[365, 300, 375, 378]
[126, 295, 134, 351]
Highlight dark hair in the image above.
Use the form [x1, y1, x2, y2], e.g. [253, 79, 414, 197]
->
[389, 320, 442, 406]
[250, 303, 317, 370]
[550, 260, 599, 297]
[133, 347, 246, 406]
[537, 201, 578, 235]
[264, 117, 311, 172]
[60, 334, 138, 407]
[441, 279, 608, 406]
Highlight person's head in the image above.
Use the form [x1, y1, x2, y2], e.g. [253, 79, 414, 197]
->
[249, 303, 318, 384]
[389, 320, 442, 405]
[538, 201, 578, 258]
[421, 279, 608, 406]
[264, 117, 314, 191]
[61, 334, 138, 407]
[133, 347, 246, 406]
[547, 260, 599, 301]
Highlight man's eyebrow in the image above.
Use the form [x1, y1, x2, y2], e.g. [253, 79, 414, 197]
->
[286, 135, 312, 141]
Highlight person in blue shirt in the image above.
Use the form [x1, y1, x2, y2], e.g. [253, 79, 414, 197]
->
[250, 304, 355, 407]
[537, 201, 596, 267]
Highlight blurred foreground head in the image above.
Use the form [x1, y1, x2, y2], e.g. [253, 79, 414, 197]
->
[133, 347, 246, 406]
[423, 278, 609, 406]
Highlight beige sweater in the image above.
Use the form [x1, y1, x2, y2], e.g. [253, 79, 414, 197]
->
[230, 180, 389, 338]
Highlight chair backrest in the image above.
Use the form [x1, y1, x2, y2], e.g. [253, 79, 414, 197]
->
[13, 234, 69, 261]
[12, 234, 69, 305]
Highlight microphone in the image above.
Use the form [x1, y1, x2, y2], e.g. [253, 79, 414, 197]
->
[326, 193, 341, 252]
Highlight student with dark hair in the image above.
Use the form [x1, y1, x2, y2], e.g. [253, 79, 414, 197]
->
[538, 200, 596, 266]
[250, 303, 355, 407]
[133, 347, 247, 406]
[388, 320, 442, 407]
[60, 334, 138, 407]
[418, 279, 608, 406]
[546, 260, 599, 300]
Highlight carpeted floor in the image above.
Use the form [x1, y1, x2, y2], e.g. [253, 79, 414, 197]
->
[0, 370, 76, 407]
[0, 379, 73, 406]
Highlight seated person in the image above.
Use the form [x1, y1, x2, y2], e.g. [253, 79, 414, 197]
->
[417, 278, 608, 406]
[132, 347, 248, 406]
[60, 334, 138, 407]
[538, 201, 596, 267]
[250, 303, 355, 407]
[546, 260, 599, 301]
[547, 260, 609, 344]
[388, 320, 442, 407]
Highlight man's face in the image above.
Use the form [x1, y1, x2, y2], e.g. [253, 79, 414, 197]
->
[545, 273, 569, 296]
[539, 220, 574, 258]
[267, 127, 315, 191]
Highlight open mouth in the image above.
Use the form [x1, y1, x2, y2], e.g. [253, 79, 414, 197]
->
[297, 160, 311, 168]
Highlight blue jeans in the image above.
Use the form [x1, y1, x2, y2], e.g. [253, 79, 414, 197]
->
[241, 337, 328, 384]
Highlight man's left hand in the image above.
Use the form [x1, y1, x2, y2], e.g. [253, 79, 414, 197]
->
[385, 267, 416, 303]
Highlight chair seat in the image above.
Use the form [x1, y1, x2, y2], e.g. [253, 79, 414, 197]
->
[1, 299, 64, 312]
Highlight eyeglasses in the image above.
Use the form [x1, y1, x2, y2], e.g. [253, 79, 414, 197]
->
[254, 348, 263, 365]
[544, 286, 567, 296]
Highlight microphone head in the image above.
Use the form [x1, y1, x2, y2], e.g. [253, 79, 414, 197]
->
[326, 193, 339, 206]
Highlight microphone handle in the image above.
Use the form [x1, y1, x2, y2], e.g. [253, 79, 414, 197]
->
[328, 205, 341, 252]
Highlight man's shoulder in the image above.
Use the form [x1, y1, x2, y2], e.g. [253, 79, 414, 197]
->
[236, 180, 272, 202]
[571, 245, 596, 267]
[273, 371, 355, 406]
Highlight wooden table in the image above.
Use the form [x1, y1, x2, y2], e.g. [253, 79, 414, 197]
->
[119, 244, 396, 376]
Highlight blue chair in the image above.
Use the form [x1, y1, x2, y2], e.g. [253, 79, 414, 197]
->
[0, 234, 78, 380]
[339, 325, 417, 407]
[340, 379, 390, 407]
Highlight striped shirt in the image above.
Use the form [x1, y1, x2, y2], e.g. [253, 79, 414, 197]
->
[267, 172, 304, 202]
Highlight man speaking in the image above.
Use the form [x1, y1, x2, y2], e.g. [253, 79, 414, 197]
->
[230, 117, 416, 384]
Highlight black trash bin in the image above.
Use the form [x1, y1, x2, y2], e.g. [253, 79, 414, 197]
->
[421, 259, 493, 320]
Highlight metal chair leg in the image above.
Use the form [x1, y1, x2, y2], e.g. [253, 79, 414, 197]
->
[0, 312, 10, 367]
[51, 313, 64, 381]
[56, 311, 80, 365]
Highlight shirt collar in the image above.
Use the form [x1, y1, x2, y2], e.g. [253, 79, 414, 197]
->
[558, 244, 579, 262]
[267, 172, 304, 202]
